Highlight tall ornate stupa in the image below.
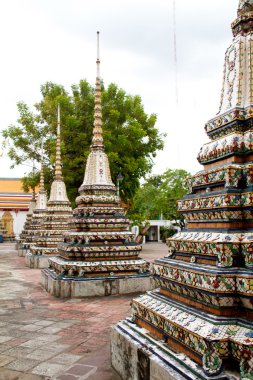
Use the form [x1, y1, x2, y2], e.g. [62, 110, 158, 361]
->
[17, 166, 47, 256]
[26, 107, 72, 268]
[112, 2, 253, 379]
[41, 32, 151, 298]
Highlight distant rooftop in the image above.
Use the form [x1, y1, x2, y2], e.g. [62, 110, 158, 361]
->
[0, 178, 29, 194]
[0, 178, 39, 211]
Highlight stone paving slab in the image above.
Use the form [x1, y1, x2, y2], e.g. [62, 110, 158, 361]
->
[0, 369, 45, 380]
[0, 354, 15, 366]
[6, 358, 41, 372]
[0, 242, 167, 379]
[31, 362, 69, 377]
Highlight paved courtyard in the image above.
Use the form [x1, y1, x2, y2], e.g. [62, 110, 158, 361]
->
[0, 242, 167, 380]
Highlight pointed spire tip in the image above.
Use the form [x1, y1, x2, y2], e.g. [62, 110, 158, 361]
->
[92, 30, 103, 150]
[96, 31, 101, 78]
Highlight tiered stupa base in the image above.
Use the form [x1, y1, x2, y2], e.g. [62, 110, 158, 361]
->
[25, 238, 60, 267]
[40, 225, 153, 297]
[18, 249, 29, 257]
[26, 234, 69, 269]
[112, 288, 253, 379]
[41, 183, 153, 297]
[18, 240, 36, 257]
[112, 315, 237, 380]
[26, 251, 58, 269]
[41, 266, 151, 298]
[17, 243, 31, 257]
[25, 252, 55, 268]
[42, 239, 152, 297]
[26, 222, 72, 269]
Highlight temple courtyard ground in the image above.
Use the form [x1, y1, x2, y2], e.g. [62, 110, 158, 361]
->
[0, 242, 167, 380]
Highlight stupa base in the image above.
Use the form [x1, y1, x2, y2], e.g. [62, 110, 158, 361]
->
[25, 253, 52, 269]
[17, 247, 30, 257]
[41, 268, 153, 298]
[111, 320, 235, 380]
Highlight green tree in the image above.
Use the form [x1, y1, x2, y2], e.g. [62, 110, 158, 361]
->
[128, 169, 190, 229]
[2, 80, 165, 204]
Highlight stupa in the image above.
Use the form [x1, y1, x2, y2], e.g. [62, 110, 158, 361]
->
[112, 2, 253, 379]
[16, 190, 37, 249]
[17, 167, 47, 256]
[26, 106, 72, 268]
[41, 32, 151, 298]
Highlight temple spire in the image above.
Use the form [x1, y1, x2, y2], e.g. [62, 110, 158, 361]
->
[91, 31, 104, 150]
[36, 140, 47, 210]
[54, 104, 63, 180]
[40, 142, 45, 192]
[80, 32, 114, 189]
[96, 30, 100, 78]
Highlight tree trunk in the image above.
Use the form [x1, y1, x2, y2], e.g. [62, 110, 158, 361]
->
[135, 224, 150, 243]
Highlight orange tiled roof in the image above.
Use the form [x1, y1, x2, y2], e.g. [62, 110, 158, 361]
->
[0, 178, 39, 211]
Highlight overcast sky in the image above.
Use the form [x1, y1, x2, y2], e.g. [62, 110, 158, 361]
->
[0, 0, 239, 178]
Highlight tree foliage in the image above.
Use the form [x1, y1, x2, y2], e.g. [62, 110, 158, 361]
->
[127, 169, 190, 228]
[2, 80, 165, 203]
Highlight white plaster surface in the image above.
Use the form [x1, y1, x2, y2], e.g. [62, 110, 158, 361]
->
[111, 322, 231, 380]
[48, 180, 70, 203]
[17, 248, 29, 257]
[82, 151, 114, 186]
[111, 325, 139, 380]
[41, 270, 152, 298]
[25, 253, 51, 269]
[118, 276, 153, 294]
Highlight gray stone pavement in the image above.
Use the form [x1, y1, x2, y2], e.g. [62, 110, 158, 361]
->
[0, 242, 167, 380]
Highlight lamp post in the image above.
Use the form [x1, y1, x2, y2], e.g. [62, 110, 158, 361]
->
[117, 169, 123, 197]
